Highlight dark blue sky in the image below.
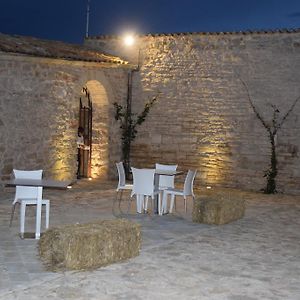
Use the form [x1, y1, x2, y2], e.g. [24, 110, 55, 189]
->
[1, 0, 300, 44]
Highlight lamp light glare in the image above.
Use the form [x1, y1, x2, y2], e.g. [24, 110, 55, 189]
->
[124, 35, 135, 46]
[206, 186, 212, 189]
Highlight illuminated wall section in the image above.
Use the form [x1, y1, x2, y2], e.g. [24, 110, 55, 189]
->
[85, 80, 109, 179]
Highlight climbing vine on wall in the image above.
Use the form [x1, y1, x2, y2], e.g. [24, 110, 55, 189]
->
[239, 78, 300, 193]
[113, 95, 158, 178]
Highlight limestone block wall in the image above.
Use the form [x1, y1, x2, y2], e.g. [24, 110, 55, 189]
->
[0, 53, 128, 180]
[85, 31, 300, 193]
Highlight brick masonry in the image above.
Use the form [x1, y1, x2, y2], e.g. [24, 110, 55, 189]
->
[85, 32, 300, 193]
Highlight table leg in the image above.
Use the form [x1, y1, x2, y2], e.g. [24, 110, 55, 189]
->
[35, 187, 42, 239]
[154, 174, 159, 214]
[136, 194, 143, 213]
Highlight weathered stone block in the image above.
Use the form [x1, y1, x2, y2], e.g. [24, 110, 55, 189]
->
[192, 193, 245, 225]
[39, 219, 141, 271]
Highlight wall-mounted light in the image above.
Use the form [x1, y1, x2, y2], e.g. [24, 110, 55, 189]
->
[123, 33, 141, 71]
[123, 34, 135, 46]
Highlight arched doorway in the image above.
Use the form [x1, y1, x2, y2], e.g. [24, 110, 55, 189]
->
[77, 87, 92, 178]
[78, 80, 109, 179]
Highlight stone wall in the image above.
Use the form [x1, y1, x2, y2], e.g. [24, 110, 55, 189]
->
[0, 53, 128, 180]
[85, 31, 300, 193]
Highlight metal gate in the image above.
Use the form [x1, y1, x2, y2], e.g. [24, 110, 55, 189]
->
[78, 86, 93, 178]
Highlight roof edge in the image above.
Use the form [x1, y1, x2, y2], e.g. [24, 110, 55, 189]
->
[0, 32, 128, 65]
[86, 28, 300, 40]
[0, 49, 131, 66]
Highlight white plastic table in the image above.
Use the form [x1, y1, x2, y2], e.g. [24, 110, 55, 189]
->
[2, 178, 72, 239]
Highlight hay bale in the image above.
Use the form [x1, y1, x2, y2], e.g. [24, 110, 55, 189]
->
[192, 193, 245, 225]
[39, 219, 141, 271]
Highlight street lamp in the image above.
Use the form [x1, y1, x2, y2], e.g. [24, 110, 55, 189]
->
[121, 33, 141, 178]
[123, 34, 135, 46]
[123, 34, 141, 70]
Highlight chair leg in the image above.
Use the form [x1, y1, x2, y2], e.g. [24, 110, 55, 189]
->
[141, 195, 145, 213]
[136, 195, 143, 213]
[146, 196, 153, 216]
[127, 196, 133, 214]
[112, 191, 118, 215]
[118, 190, 124, 211]
[9, 203, 18, 227]
[45, 202, 50, 229]
[184, 196, 187, 213]
[160, 192, 166, 215]
[151, 196, 155, 215]
[20, 202, 26, 238]
[136, 195, 139, 213]
[170, 194, 175, 213]
[160, 192, 164, 215]
[158, 193, 162, 215]
[161, 192, 166, 215]
[161, 191, 169, 214]
[144, 196, 149, 212]
[165, 193, 169, 214]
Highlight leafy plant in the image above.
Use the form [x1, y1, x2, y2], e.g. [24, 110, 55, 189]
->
[239, 78, 300, 193]
[113, 95, 158, 177]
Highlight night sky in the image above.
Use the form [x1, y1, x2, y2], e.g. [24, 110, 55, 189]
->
[0, 0, 300, 44]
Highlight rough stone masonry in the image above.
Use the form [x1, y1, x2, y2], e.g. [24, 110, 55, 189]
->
[0, 34, 129, 181]
[0, 31, 300, 194]
[85, 30, 300, 193]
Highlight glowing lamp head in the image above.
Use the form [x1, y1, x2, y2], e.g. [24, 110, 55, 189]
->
[124, 35, 135, 46]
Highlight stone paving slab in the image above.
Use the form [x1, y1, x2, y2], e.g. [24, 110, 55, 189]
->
[0, 180, 299, 299]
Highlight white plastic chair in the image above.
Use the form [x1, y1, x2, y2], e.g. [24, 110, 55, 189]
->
[10, 169, 50, 238]
[161, 170, 197, 214]
[115, 162, 133, 202]
[130, 167, 162, 214]
[155, 163, 178, 190]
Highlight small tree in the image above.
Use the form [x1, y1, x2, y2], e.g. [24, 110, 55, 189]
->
[113, 95, 158, 178]
[240, 78, 300, 193]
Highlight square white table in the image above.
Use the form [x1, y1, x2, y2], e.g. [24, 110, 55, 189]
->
[2, 178, 72, 239]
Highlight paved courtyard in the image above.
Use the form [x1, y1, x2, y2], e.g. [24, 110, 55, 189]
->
[0, 179, 299, 299]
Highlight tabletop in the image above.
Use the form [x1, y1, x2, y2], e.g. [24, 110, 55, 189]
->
[1, 178, 73, 189]
[154, 169, 184, 176]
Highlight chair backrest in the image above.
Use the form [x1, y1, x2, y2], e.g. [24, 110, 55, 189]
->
[183, 170, 197, 197]
[155, 163, 178, 189]
[116, 162, 126, 189]
[131, 167, 155, 197]
[13, 169, 43, 204]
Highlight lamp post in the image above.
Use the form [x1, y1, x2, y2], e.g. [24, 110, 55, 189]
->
[122, 34, 141, 178]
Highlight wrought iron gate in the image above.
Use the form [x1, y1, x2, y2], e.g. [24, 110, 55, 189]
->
[78, 86, 93, 178]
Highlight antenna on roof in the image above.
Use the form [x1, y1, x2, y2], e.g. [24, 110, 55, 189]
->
[85, 0, 91, 38]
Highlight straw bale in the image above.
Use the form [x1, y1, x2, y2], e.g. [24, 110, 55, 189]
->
[39, 219, 141, 271]
[193, 193, 245, 225]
